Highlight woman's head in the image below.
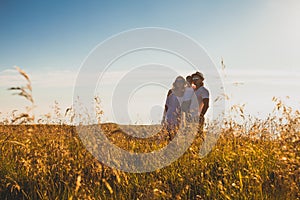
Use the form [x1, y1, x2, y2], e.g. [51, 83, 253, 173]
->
[173, 76, 185, 89]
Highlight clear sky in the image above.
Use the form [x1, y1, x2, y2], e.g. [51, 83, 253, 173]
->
[1, 0, 300, 124]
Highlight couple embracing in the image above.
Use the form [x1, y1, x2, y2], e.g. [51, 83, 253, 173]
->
[162, 72, 209, 139]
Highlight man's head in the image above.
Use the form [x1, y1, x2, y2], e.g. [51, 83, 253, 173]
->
[192, 72, 204, 87]
[186, 75, 192, 86]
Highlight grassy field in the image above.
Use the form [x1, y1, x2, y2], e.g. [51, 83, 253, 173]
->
[1, 67, 299, 199]
[0, 107, 299, 200]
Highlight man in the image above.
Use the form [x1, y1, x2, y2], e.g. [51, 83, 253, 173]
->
[186, 75, 193, 87]
[191, 72, 209, 134]
[181, 75, 194, 123]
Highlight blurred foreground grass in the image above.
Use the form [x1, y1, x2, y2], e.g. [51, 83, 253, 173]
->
[0, 117, 299, 200]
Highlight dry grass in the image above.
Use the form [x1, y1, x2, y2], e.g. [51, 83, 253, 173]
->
[0, 67, 299, 199]
[7, 66, 34, 124]
[0, 106, 299, 199]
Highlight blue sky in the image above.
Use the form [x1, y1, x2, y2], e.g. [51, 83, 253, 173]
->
[1, 1, 300, 123]
[0, 1, 267, 70]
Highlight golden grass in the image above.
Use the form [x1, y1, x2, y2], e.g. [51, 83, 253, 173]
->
[0, 111, 299, 200]
[1, 67, 299, 199]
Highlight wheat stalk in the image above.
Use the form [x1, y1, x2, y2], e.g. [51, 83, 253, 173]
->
[8, 66, 34, 104]
[7, 66, 35, 123]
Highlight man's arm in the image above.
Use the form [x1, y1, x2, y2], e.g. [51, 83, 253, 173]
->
[199, 98, 209, 126]
[200, 98, 209, 117]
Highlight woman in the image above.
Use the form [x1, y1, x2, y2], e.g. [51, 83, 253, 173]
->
[162, 76, 186, 139]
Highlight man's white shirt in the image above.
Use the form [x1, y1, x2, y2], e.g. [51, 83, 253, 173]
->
[191, 86, 209, 118]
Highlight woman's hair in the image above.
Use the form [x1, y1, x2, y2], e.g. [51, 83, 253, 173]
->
[172, 76, 186, 90]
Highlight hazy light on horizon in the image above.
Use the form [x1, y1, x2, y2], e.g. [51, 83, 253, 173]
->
[1, 67, 299, 124]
